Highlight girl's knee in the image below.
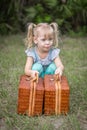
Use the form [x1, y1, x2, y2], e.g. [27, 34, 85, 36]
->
[49, 63, 56, 70]
[45, 63, 56, 75]
[32, 63, 43, 74]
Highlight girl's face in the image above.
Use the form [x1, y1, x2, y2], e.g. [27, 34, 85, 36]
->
[34, 28, 54, 52]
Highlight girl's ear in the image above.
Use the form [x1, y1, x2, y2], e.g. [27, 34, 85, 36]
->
[33, 36, 38, 44]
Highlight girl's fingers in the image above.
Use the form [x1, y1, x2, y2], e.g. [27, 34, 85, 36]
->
[55, 68, 62, 76]
[31, 71, 39, 82]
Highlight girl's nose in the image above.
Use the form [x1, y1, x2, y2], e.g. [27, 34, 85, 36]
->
[45, 40, 49, 44]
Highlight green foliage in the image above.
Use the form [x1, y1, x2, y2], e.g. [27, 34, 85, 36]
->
[68, 26, 87, 37]
[0, 0, 87, 34]
[35, 14, 52, 23]
[23, 7, 37, 24]
[0, 0, 22, 34]
[43, 0, 57, 9]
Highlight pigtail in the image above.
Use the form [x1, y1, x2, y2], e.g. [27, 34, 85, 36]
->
[25, 23, 36, 48]
[50, 22, 59, 48]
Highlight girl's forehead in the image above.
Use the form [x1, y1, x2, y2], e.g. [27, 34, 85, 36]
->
[36, 27, 54, 37]
[39, 32, 53, 38]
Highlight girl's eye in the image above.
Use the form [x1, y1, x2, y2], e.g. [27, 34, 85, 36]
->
[49, 38, 53, 41]
[41, 39, 46, 41]
[40, 38, 53, 41]
[48, 38, 53, 41]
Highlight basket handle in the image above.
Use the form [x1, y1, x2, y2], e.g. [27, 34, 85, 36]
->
[32, 73, 38, 83]
[54, 74, 60, 81]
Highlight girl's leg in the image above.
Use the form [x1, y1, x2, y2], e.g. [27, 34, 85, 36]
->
[45, 62, 56, 75]
[32, 63, 44, 78]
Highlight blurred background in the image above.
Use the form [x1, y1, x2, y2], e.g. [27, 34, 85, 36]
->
[0, 0, 87, 35]
[0, 1, 87, 129]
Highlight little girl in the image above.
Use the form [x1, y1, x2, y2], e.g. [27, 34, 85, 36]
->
[24, 22, 64, 79]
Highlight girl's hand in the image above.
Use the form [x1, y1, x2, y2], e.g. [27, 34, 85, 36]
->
[55, 67, 63, 80]
[31, 70, 39, 79]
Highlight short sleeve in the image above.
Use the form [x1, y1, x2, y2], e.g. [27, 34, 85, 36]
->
[25, 48, 36, 62]
[50, 48, 60, 60]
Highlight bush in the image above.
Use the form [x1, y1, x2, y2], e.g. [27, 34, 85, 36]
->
[0, 0, 87, 34]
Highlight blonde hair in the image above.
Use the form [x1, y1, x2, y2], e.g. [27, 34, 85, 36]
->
[25, 22, 59, 48]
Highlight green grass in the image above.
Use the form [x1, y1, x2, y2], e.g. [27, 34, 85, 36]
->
[0, 34, 87, 130]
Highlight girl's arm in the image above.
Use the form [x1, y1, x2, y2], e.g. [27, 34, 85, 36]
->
[54, 56, 64, 77]
[25, 57, 39, 78]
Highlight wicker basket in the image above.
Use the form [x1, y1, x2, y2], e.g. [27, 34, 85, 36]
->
[44, 75, 70, 115]
[17, 75, 44, 116]
[17, 74, 70, 116]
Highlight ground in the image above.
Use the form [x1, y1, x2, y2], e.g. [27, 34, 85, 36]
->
[0, 35, 87, 130]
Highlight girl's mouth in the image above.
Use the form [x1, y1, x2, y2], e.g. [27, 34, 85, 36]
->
[44, 45, 51, 48]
